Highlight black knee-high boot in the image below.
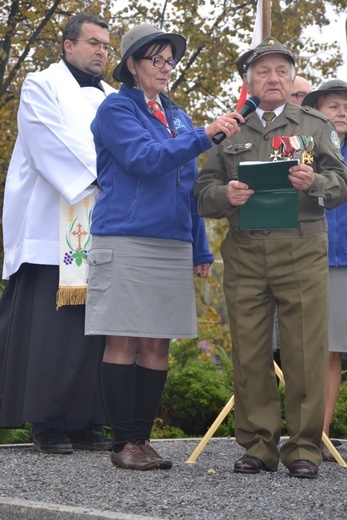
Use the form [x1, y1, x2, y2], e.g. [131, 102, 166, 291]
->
[134, 365, 167, 443]
[101, 362, 135, 452]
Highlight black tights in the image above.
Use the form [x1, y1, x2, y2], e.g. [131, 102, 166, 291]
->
[101, 362, 167, 452]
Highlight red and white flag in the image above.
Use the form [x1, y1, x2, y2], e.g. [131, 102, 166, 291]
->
[237, 0, 263, 109]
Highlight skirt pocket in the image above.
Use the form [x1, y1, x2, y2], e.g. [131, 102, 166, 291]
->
[87, 248, 113, 291]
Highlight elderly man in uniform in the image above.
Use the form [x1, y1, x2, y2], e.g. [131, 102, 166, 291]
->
[195, 37, 347, 478]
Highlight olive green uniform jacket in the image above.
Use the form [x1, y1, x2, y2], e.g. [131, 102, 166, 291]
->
[195, 102, 347, 237]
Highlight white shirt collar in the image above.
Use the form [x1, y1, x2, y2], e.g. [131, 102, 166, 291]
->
[145, 94, 162, 106]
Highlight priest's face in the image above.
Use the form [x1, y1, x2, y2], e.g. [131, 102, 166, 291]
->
[64, 22, 110, 76]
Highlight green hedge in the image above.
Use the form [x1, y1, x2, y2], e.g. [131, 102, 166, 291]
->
[155, 338, 234, 438]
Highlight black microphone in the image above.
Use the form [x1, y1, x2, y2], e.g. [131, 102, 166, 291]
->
[212, 96, 260, 145]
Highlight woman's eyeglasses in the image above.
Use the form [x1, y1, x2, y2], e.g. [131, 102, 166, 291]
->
[142, 55, 177, 69]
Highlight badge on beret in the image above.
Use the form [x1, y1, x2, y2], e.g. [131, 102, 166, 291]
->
[331, 130, 340, 149]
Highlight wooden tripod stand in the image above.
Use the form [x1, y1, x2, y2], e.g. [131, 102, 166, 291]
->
[186, 361, 347, 467]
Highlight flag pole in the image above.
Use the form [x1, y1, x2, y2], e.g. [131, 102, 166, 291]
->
[236, 0, 270, 109]
[262, 0, 271, 38]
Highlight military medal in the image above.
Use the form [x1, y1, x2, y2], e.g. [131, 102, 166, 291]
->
[269, 134, 315, 164]
[280, 136, 293, 158]
[301, 151, 314, 164]
[290, 136, 302, 161]
[281, 135, 301, 160]
[299, 135, 314, 164]
[275, 134, 315, 164]
[270, 136, 283, 161]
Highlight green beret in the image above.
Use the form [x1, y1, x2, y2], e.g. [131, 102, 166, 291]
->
[235, 36, 295, 77]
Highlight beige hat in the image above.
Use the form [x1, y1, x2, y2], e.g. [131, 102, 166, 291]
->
[113, 23, 186, 82]
[235, 36, 295, 77]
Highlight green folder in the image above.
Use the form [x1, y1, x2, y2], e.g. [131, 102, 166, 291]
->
[237, 160, 299, 230]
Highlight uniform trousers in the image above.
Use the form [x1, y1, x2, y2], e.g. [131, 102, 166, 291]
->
[221, 230, 328, 470]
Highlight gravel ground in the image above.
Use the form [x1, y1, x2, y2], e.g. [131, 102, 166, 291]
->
[1, 438, 347, 519]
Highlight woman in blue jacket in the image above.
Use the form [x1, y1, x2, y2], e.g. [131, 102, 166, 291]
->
[85, 23, 241, 470]
[304, 80, 347, 461]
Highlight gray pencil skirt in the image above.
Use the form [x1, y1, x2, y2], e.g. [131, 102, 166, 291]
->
[329, 267, 347, 353]
[85, 236, 197, 339]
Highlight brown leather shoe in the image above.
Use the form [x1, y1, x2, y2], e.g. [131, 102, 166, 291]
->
[138, 440, 172, 470]
[234, 455, 272, 474]
[289, 459, 319, 479]
[110, 442, 160, 470]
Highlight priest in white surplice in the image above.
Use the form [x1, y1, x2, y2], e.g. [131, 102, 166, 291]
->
[0, 14, 115, 454]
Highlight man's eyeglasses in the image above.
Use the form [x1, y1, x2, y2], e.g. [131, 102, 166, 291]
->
[291, 91, 308, 101]
[71, 38, 112, 53]
[142, 55, 177, 69]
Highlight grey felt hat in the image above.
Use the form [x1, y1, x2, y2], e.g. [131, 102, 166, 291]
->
[113, 23, 186, 82]
[235, 36, 295, 77]
[302, 79, 347, 107]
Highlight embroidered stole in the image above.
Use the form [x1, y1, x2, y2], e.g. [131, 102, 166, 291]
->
[53, 63, 107, 308]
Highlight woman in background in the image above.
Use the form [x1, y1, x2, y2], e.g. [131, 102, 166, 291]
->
[304, 80, 347, 461]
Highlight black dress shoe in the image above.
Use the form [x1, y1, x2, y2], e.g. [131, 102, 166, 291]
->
[66, 427, 112, 451]
[289, 459, 319, 479]
[33, 428, 73, 454]
[234, 455, 272, 474]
